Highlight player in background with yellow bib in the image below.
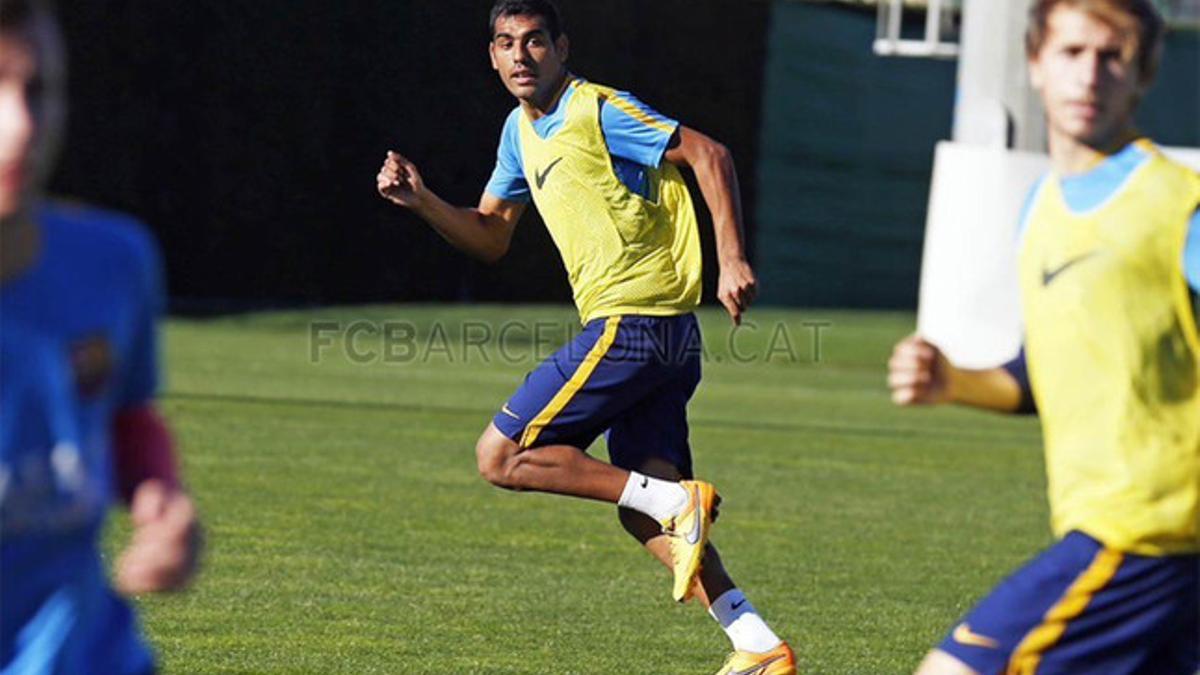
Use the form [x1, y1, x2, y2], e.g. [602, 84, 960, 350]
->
[889, 1, 1199, 673]
[375, 2, 795, 672]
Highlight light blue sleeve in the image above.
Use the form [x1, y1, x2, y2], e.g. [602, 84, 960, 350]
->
[599, 91, 679, 168]
[1185, 208, 1200, 293]
[483, 110, 531, 203]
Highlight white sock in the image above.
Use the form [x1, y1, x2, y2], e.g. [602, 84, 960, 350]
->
[617, 471, 688, 523]
[708, 589, 783, 654]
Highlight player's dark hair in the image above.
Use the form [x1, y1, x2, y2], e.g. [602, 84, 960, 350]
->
[1026, 0, 1164, 83]
[489, 0, 564, 41]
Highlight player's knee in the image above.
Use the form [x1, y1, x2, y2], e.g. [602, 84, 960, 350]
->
[475, 430, 518, 488]
[634, 457, 683, 482]
[474, 439, 504, 485]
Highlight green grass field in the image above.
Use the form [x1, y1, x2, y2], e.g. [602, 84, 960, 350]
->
[106, 305, 1048, 674]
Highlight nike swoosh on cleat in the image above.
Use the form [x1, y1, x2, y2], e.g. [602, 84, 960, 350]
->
[685, 485, 704, 545]
[500, 404, 520, 420]
[729, 654, 785, 675]
[534, 157, 564, 190]
[952, 623, 999, 649]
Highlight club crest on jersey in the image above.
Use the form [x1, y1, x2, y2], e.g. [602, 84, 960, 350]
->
[69, 334, 114, 398]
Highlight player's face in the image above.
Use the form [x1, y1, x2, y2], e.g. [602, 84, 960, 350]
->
[1029, 6, 1145, 150]
[0, 29, 39, 219]
[489, 14, 568, 105]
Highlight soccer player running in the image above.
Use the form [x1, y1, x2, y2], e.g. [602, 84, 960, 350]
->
[376, 1, 795, 671]
[888, 1, 1200, 673]
[1, 2, 201, 672]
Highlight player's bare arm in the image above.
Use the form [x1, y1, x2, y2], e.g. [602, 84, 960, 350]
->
[377, 151, 525, 263]
[665, 126, 757, 325]
[887, 334, 1022, 412]
[111, 404, 202, 594]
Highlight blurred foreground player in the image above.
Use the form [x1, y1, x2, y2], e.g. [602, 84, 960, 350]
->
[889, 0, 1200, 673]
[376, 1, 794, 672]
[0, 2, 201, 673]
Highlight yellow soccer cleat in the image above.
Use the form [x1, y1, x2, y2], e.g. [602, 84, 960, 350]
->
[663, 480, 720, 602]
[715, 642, 797, 675]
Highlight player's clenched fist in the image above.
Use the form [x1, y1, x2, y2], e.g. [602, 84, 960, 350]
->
[887, 333, 951, 406]
[717, 259, 758, 326]
[377, 151, 426, 209]
[115, 480, 203, 595]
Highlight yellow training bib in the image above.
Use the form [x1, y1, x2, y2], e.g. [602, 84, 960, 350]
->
[1019, 141, 1200, 555]
[517, 80, 702, 324]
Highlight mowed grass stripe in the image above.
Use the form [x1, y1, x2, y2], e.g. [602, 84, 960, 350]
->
[162, 390, 1038, 450]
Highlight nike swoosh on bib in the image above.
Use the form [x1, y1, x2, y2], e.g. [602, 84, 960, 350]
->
[1042, 251, 1099, 286]
[534, 157, 564, 190]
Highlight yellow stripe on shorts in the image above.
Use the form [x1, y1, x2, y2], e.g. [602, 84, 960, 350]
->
[1006, 548, 1124, 674]
[519, 316, 622, 449]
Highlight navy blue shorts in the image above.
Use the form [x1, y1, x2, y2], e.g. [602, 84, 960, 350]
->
[492, 314, 702, 476]
[939, 531, 1199, 674]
